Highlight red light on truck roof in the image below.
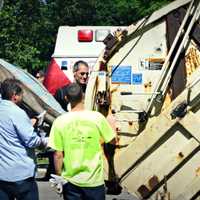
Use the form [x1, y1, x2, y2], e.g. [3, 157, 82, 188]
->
[78, 30, 93, 42]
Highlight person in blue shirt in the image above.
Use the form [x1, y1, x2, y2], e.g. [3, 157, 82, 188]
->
[0, 78, 47, 200]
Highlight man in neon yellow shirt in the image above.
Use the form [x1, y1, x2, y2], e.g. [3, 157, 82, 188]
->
[48, 83, 116, 200]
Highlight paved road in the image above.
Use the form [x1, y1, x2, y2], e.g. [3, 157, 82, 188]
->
[37, 168, 138, 200]
[37, 180, 138, 200]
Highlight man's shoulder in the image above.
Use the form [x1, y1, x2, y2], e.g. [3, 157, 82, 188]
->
[55, 111, 75, 123]
[89, 110, 104, 117]
[1, 100, 23, 112]
[56, 112, 71, 120]
[55, 110, 103, 122]
[79, 110, 106, 121]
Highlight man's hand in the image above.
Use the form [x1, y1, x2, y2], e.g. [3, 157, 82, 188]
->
[40, 136, 49, 148]
[49, 174, 68, 195]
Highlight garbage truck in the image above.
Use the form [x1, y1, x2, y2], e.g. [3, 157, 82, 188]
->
[85, 0, 200, 199]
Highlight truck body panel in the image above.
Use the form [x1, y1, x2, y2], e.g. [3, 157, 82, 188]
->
[85, 0, 200, 198]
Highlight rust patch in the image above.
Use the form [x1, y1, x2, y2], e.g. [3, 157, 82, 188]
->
[137, 184, 150, 199]
[116, 127, 120, 132]
[185, 46, 200, 78]
[176, 152, 184, 161]
[148, 175, 159, 190]
[128, 121, 133, 126]
[178, 152, 184, 158]
[195, 167, 200, 176]
[144, 81, 152, 93]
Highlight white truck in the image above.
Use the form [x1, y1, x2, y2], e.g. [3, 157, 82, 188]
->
[44, 26, 126, 94]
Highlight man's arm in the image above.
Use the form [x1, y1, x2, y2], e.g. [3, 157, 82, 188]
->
[54, 151, 64, 176]
[14, 108, 45, 148]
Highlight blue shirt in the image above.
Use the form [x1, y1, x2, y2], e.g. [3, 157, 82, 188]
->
[0, 100, 42, 182]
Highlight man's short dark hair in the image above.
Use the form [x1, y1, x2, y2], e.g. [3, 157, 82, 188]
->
[35, 70, 45, 78]
[66, 83, 83, 107]
[1, 78, 23, 100]
[73, 60, 89, 73]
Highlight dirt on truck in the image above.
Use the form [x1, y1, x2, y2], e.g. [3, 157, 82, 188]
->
[85, 0, 200, 199]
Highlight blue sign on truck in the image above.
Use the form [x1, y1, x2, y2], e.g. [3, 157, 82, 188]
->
[111, 65, 132, 84]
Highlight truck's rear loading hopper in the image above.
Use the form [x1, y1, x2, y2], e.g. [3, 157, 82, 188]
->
[85, 0, 200, 198]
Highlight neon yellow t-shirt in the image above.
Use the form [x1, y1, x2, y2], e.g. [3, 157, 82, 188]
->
[48, 110, 115, 187]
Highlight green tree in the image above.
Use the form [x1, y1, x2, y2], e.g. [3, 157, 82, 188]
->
[0, 0, 174, 72]
[0, 0, 54, 72]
